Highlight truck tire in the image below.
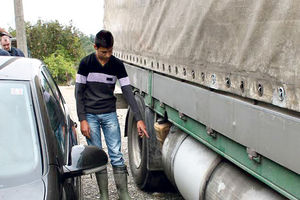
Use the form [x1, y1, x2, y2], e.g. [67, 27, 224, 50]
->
[126, 93, 173, 191]
[127, 93, 147, 189]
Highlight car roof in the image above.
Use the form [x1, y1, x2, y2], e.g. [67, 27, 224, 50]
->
[0, 56, 43, 81]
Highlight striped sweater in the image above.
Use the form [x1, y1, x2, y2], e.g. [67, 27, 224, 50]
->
[75, 53, 142, 122]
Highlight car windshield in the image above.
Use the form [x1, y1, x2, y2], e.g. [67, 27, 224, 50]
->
[0, 81, 41, 188]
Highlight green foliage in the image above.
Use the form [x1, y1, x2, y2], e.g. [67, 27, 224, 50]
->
[80, 34, 95, 55]
[25, 20, 85, 64]
[8, 20, 97, 84]
[43, 47, 76, 85]
[8, 28, 16, 37]
[25, 20, 83, 84]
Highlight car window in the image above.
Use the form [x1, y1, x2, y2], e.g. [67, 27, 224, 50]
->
[0, 81, 42, 188]
[40, 72, 67, 154]
[41, 66, 66, 114]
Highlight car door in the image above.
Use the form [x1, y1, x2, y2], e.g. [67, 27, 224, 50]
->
[40, 66, 78, 200]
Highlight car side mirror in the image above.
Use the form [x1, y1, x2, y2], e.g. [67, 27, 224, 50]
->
[63, 145, 108, 178]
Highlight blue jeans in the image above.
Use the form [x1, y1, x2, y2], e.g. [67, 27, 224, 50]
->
[85, 112, 124, 167]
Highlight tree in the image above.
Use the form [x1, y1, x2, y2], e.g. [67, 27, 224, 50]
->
[8, 20, 95, 84]
[43, 48, 76, 85]
[80, 34, 95, 55]
[25, 20, 85, 64]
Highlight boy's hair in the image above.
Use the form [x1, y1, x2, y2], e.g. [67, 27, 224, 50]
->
[95, 30, 114, 48]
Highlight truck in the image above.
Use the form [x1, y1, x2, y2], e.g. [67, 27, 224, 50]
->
[104, 1, 300, 199]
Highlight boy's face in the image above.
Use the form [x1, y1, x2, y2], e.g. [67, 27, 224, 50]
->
[94, 45, 113, 62]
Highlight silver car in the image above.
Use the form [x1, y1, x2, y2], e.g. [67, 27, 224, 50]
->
[0, 56, 108, 200]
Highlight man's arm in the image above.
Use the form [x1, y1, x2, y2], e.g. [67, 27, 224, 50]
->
[75, 61, 91, 138]
[117, 60, 149, 138]
[119, 77, 149, 138]
[75, 75, 87, 121]
[121, 84, 142, 121]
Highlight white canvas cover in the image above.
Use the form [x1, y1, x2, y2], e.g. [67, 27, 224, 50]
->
[104, 0, 300, 113]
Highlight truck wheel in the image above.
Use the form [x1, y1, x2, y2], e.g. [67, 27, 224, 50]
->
[127, 105, 148, 189]
[127, 93, 174, 191]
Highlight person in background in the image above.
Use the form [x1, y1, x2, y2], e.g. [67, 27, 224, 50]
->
[0, 28, 24, 57]
[0, 28, 10, 37]
[0, 49, 10, 56]
[75, 30, 149, 200]
[0, 28, 10, 56]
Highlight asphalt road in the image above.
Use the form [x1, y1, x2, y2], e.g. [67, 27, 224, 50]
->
[59, 86, 183, 200]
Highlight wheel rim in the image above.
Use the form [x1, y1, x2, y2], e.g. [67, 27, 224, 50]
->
[131, 123, 143, 168]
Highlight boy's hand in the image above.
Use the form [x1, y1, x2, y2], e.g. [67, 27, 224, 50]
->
[137, 120, 149, 138]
